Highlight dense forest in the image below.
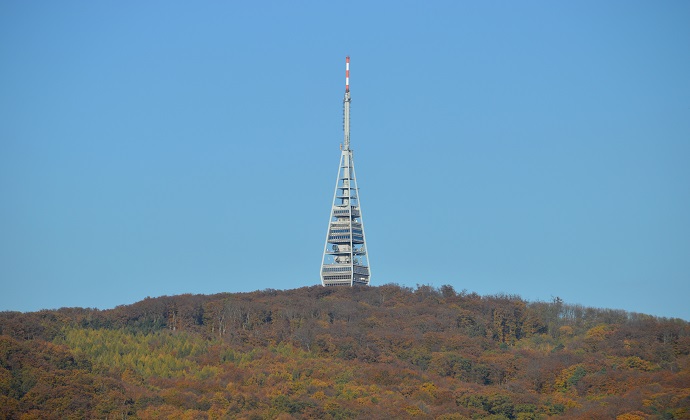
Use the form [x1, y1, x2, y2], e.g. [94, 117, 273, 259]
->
[1, 284, 689, 419]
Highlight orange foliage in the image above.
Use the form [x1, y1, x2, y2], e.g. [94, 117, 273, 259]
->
[0, 285, 688, 418]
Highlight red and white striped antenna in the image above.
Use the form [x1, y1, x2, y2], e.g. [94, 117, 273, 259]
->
[343, 56, 351, 150]
[345, 56, 350, 92]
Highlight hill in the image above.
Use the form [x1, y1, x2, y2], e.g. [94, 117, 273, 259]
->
[1, 284, 689, 419]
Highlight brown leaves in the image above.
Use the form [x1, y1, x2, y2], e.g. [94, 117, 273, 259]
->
[0, 284, 688, 418]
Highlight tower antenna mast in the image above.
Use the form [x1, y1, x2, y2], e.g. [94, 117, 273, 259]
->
[343, 56, 351, 151]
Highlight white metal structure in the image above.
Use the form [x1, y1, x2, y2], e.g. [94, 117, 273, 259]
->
[320, 56, 371, 287]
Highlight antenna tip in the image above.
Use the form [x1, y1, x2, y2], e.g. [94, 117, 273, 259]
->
[345, 56, 350, 92]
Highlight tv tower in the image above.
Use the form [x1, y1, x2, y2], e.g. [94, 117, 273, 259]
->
[320, 56, 371, 286]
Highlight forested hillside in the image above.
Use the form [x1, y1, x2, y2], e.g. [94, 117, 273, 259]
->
[1, 284, 689, 419]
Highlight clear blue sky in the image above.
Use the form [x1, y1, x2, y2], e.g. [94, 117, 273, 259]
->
[2, 1, 689, 320]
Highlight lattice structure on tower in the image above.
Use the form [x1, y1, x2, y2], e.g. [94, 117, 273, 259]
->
[320, 57, 371, 287]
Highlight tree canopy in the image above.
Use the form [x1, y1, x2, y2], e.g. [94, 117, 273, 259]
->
[1, 284, 688, 419]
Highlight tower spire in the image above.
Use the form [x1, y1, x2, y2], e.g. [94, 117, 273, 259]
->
[321, 56, 371, 287]
[345, 55, 350, 93]
[343, 56, 351, 151]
